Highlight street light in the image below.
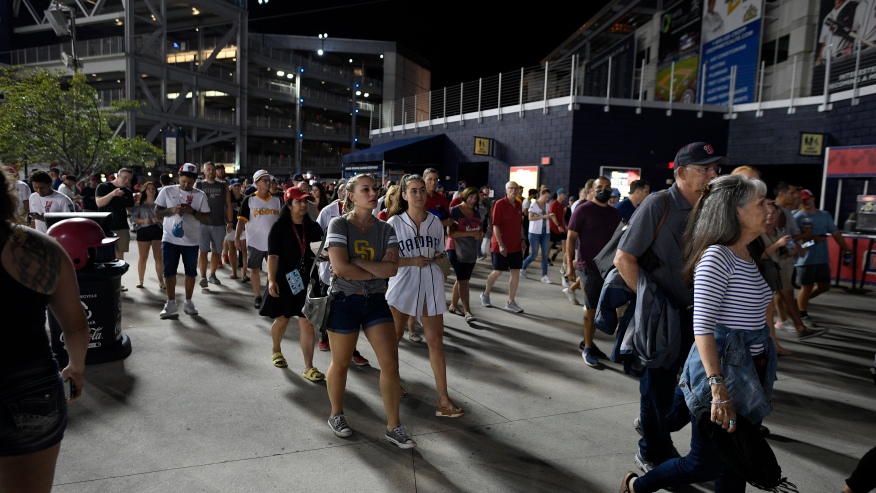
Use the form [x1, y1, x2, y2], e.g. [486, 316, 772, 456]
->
[317, 33, 328, 56]
[45, 0, 81, 71]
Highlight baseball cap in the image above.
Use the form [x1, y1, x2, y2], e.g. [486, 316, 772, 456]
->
[253, 169, 271, 181]
[229, 178, 241, 186]
[800, 189, 814, 200]
[284, 186, 315, 203]
[179, 163, 198, 176]
[556, 188, 567, 195]
[674, 142, 730, 168]
[292, 173, 305, 182]
[611, 188, 620, 197]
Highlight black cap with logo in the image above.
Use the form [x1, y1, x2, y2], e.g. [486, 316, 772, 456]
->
[675, 142, 730, 167]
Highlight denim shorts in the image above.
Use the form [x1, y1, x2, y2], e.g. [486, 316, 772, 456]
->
[327, 292, 394, 334]
[161, 241, 199, 278]
[0, 359, 68, 457]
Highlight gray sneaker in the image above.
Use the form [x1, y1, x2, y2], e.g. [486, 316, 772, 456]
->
[328, 412, 352, 438]
[520, 269, 528, 279]
[800, 315, 820, 327]
[479, 292, 492, 307]
[635, 451, 658, 473]
[183, 300, 198, 315]
[208, 274, 221, 285]
[385, 424, 416, 449]
[199, 277, 209, 288]
[504, 300, 524, 313]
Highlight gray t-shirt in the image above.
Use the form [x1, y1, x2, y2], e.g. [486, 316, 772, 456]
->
[777, 204, 801, 236]
[195, 179, 228, 226]
[326, 215, 398, 296]
[617, 183, 694, 309]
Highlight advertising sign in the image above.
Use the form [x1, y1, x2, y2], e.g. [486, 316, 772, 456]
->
[656, 0, 702, 102]
[825, 145, 876, 177]
[599, 167, 642, 198]
[812, 0, 876, 95]
[584, 33, 637, 99]
[509, 166, 539, 196]
[700, 0, 763, 105]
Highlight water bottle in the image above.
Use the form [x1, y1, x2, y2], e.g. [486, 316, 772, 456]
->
[786, 239, 797, 256]
[843, 251, 852, 266]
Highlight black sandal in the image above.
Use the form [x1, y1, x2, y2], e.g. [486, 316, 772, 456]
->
[447, 307, 464, 316]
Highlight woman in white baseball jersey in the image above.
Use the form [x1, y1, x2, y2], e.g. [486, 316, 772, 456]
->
[386, 174, 464, 418]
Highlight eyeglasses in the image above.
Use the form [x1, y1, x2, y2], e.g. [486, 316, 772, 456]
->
[686, 165, 720, 175]
[257, 177, 271, 183]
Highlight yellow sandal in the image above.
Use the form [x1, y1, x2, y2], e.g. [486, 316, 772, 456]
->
[271, 352, 287, 368]
[302, 367, 325, 381]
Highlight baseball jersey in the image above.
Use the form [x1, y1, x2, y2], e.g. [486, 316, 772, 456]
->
[155, 185, 210, 246]
[326, 215, 398, 296]
[28, 191, 74, 233]
[385, 212, 447, 316]
[317, 200, 344, 285]
[238, 192, 282, 252]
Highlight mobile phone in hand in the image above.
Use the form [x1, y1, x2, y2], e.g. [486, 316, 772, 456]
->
[63, 378, 74, 400]
[432, 252, 447, 260]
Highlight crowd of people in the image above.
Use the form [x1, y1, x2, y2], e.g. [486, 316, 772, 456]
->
[2, 142, 874, 493]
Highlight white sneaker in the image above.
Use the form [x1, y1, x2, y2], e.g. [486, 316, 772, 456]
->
[159, 300, 178, 319]
[800, 316, 820, 327]
[562, 277, 571, 288]
[541, 275, 552, 284]
[183, 300, 198, 315]
[563, 287, 580, 305]
[479, 292, 492, 307]
[774, 320, 796, 332]
[520, 269, 528, 279]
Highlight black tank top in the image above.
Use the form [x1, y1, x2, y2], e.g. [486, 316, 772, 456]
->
[1, 238, 53, 368]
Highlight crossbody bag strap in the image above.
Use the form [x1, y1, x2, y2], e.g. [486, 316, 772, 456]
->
[651, 192, 670, 242]
[309, 233, 328, 281]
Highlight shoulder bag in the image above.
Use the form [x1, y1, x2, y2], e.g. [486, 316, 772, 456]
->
[302, 233, 335, 331]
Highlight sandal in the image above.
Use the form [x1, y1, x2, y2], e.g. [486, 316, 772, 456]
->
[464, 313, 476, 323]
[302, 367, 325, 381]
[435, 404, 465, 418]
[271, 352, 288, 368]
[447, 307, 465, 316]
[619, 472, 638, 493]
[136, 281, 144, 288]
[159, 282, 166, 291]
[229, 274, 239, 280]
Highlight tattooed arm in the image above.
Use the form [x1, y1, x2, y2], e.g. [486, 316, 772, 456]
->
[154, 204, 180, 220]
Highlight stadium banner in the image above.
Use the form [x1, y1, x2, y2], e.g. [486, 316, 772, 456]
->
[656, 0, 702, 102]
[811, 0, 876, 95]
[699, 0, 763, 105]
[584, 33, 637, 99]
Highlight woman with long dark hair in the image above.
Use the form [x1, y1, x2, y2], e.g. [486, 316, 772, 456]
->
[310, 181, 329, 212]
[262, 186, 326, 381]
[130, 181, 164, 289]
[323, 174, 415, 448]
[446, 186, 483, 323]
[0, 168, 90, 493]
[621, 174, 776, 493]
[386, 174, 464, 418]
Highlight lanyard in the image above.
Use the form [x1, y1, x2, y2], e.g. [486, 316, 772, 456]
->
[291, 222, 307, 257]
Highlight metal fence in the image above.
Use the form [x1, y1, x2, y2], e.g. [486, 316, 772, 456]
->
[7, 37, 124, 65]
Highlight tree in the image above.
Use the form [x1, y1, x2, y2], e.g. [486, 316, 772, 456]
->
[0, 67, 162, 178]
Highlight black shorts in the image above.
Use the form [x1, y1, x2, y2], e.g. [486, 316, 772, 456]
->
[796, 264, 831, 285]
[579, 269, 604, 309]
[136, 224, 162, 242]
[0, 359, 67, 457]
[550, 231, 567, 243]
[491, 251, 523, 271]
[448, 250, 475, 281]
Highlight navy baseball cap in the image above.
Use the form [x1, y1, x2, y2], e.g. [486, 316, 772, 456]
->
[675, 142, 730, 167]
[229, 178, 241, 186]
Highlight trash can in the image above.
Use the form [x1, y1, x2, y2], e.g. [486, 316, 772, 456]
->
[45, 215, 132, 366]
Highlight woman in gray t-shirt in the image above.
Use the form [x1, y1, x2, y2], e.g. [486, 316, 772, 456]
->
[323, 174, 415, 449]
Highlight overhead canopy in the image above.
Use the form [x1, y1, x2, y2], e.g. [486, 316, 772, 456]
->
[341, 134, 445, 165]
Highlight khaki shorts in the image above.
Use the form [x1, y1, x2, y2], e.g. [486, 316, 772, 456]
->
[778, 257, 795, 291]
[114, 229, 131, 253]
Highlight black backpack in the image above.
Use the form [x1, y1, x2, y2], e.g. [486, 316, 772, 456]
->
[593, 192, 670, 279]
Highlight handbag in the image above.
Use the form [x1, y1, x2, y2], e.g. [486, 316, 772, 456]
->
[302, 234, 335, 331]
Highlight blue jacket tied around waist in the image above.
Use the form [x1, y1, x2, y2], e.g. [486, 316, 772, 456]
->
[679, 323, 777, 424]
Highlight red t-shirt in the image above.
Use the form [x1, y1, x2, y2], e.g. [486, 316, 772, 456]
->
[424, 191, 450, 220]
[449, 196, 463, 208]
[490, 197, 523, 253]
[549, 200, 566, 234]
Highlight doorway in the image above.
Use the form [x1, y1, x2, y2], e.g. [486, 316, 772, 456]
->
[456, 162, 489, 190]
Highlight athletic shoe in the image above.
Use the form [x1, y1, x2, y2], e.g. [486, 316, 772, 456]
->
[563, 287, 580, 305]
[480, 292, 492, 307]
[408, 332, 423, 342]
[800, 315, 820, 327]
[385, 424, 417, 449]
[520, 269, 528, 279]
[199, 277, 208, 288]
[633, 419, 680, 459]
[317, 334, 330, 351]
[562, 277, 571, 288]
[241, 275, 251, 283]
[183, 300, 198, 315]
[582, 346, 599, 367]
[634, 417, 643, 437]
[352, 351, 369, 366]
[579, 341, 607, 360]
[222, 253, 230, 264]
[504, 301, 524, 313]
[254, 296, 262, 309]
[328, 412, 352, 438]
[774, 319, 796, 332]
[159, 300, 178, 319]
[208, 274, 221, 285]
[541, 275, 552, 284]
[797, 327, 829, 341]
[635, 451, 658, 474]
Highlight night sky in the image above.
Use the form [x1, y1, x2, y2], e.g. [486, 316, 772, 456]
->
[248, 1, 608, 89]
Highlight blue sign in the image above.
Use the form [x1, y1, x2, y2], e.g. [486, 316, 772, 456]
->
[700, 18, 762, 105]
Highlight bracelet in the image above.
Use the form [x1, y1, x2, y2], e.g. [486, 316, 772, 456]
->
[710, 399, 731, 404]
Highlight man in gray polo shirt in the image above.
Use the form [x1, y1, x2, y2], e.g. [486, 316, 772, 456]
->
[196, 162, 233, 287]
[614, 142, 726, 473]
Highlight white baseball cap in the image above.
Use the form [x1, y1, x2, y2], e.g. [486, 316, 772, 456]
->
[253, 169, 271, 181]
[179, 163, 198, 175]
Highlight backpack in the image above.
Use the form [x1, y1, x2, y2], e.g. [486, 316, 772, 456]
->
[593, 192, 670, 279]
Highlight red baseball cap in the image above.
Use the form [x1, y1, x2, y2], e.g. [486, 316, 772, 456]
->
[800, 189, 814, 200]
[284, 186, 315, 203]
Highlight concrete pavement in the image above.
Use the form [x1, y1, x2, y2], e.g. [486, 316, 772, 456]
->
[51, 245, 876, 492]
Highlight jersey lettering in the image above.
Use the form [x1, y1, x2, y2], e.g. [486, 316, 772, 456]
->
[398, 235, 441, 256]
[354, 240, 375, 260]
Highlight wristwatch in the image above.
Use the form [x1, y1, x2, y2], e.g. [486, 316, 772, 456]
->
[707, 374, 725, 386]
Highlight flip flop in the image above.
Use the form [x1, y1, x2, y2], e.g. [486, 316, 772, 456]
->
[447, 307, 465, 316]
[435, 404, 465, 418]
[302, 367, 325, 381]
[271, 352, 288, 368]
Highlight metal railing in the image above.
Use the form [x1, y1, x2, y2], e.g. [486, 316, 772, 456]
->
[7, 37, 124, 65]
[248, 115, 293, 130]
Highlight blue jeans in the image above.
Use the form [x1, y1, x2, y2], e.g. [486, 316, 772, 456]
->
[638, 309, 694, 462]
[633, 412, 749, 493]
[521, 232, 550, 276]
